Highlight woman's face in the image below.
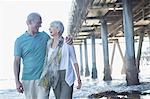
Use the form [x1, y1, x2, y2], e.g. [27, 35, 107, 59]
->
[49, 26, 59, 37]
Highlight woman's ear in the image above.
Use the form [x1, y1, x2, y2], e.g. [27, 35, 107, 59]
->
[57, 29, 60, 35]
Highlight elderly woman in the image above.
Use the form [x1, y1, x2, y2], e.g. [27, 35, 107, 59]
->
[39, 21, 81, 99]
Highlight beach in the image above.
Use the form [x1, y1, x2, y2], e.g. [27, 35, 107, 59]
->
[0, 72, 150, 99]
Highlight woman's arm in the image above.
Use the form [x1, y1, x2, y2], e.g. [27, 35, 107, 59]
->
[69, 45, 81, 89]
[74, 63, 82, 89]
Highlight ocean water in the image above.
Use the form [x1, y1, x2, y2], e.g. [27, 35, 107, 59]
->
[0, 67, 150, 99]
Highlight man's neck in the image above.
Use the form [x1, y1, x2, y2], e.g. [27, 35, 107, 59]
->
[27, 30, 37, 36]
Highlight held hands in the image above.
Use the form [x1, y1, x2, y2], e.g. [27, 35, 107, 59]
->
[76, 79, 82, 89]
[65, 35, 73, 45]
[16, 81, 24, 93]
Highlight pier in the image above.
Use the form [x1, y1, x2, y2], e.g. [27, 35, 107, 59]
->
[68, 0, 150, 85]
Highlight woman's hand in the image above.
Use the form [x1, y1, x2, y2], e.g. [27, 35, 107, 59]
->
[76, 79, 82, 89]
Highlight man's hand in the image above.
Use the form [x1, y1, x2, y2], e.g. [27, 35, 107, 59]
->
[65, 35, 73, 45]
[16, 81, 24, 93]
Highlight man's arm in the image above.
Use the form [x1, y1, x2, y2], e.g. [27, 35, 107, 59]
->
[14, 56, 24, 93]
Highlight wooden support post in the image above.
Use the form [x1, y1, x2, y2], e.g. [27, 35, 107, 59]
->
[110, 40, 116, 74]
[79, 44, 84, 76]
[84, 39, 90, 77]
[91, 34, 97, 79]
[136, 30, 144, 72]
[122, 0, 139, 85]
[115, 40, 126, 74]
[101, 16, 112, 81]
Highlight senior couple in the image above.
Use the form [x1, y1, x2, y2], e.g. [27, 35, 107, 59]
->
[14, 12, 81, 99]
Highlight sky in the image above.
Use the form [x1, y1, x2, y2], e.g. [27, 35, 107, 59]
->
[0, 0, 73, 79]
[0, 0, 149, 81]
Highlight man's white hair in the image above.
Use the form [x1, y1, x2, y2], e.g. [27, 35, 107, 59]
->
[27, 12, 41, 22]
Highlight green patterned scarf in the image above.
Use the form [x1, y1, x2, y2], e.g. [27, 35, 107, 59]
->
[38, 37, 64, 90]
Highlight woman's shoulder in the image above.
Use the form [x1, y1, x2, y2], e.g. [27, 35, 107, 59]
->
[63, 43, 75, 52]
[63, 42, 74, 47]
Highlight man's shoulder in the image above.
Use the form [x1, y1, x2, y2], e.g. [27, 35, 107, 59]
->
[39, 31, 50, 38]
[15, 33, 26, 41]
[40, 31, 48, 35]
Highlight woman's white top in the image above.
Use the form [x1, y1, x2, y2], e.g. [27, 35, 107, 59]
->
[47, 40, 78, 86]
[59, 42, 78, 86]
[48, 48, 54, 61]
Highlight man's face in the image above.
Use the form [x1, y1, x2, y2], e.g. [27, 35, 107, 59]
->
[30, 18, 42, 33]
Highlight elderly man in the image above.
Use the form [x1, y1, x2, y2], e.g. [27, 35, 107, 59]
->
[14, 12, 72, 99]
